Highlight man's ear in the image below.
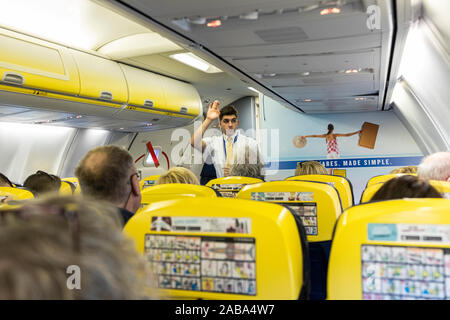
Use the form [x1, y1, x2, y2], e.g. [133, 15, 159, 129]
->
[131, 174, 140, 196]
[447, 176, 450, 182]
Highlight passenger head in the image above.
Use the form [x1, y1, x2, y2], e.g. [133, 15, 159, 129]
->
[370, 175, 442, 202]
[23, 170, 61, 197]
[0, 195, 154, 299]
[391, 166, 418, 174]
[219, 105, 239, 136]
[327, 123, 334, 135]
[155, 167, 199, 185]
[295, 161, 328, 176]
[0, 173, 13, 187]
[230, 164, 265, 181]
[417, 152, 450, 182]
[75, 145, 141, 213]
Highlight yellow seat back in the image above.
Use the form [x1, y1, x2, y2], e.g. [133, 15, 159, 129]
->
[61, 177, 81, 194]
[60, 180, 74, 195]
[141, 183, 218, 206]
[206, 176, 263, 198]
[327, 198, 450, 300]
[139, 175, 161, 191]
[429, 180, 450, 199]
[361, 179, 450, 203]
[360, 183, 384, 203]
[236, 181, 342, 242]
[366, 173, 417, 187]
[0, 186, 34, 202]
[286, 174, 354, 210]
[124, 197, 309, 299]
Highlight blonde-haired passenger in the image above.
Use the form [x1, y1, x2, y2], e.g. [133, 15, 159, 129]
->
[155, 167, 200, 185]
[0, 195, 156, 299]
[295, 161, 328, 176]
[390, 166, 418, 174]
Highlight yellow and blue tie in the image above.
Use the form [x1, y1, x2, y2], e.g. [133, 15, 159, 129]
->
[226, 136, 233, 166]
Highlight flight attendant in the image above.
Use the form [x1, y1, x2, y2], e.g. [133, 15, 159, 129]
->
[191, 100, 264, 178]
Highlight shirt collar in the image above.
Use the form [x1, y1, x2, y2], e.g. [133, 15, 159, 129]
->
[223, 130, 239, 142]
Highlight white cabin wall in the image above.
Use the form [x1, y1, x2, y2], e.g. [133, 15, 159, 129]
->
[58, 128, 112, 179]
[259, 95, 424, 202]
[129, 122, 203, 180]
[0, 122, 76, 183]
[0, 122, 137, 183]
[391, 16, 450, 153]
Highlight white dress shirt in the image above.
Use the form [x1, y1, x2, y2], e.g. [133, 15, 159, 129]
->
[203, 130, 264, 178]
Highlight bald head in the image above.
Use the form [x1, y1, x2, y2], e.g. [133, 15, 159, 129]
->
[417, 152, 450, 182]
[75, 145, 136, 205]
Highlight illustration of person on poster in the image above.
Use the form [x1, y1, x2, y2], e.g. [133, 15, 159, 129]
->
[300, 123, 361, 159]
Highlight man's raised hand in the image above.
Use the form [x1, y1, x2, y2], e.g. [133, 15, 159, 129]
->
[206, 100, 220, 121]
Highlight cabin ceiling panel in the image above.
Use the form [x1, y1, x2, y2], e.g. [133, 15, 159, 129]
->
[117, 0, 390, 114]
[275, 81, 376, 95]
[231, 50, 378, 74]
[215, 34, 382, 58]
[121, 0, 321, 19]
[299, 103, 378, 113]
[263, 73, 375, 87]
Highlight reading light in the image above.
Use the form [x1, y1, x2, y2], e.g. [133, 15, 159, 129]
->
[169, 53, 222, 73]
[345, 69, 359, 74]
[304, 99, 312, 102]
[320, 7, 341, 15]
[301, 72, 310, 76]
[76, 115, 83, 119]
[207, 19, 222, 28]
[248, 87, 259, 93]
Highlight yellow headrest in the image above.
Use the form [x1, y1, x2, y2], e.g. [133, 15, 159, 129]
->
[0, 187, 34, 201]
[61, 178, 81, 194]
[236, 180, 342, 242]
[361, 179, 450, 203]
[124, 197, 308, 299]
[286, 174, 354, 210]
[139, 175, 161, 190]
[206, 176, 263, 198]
[327, 198, 450, 300]
[366, 173, 417, 187]
[429, 180, 450, 199]
[60, 181, 74, 195]
[141, 183, 218, 205]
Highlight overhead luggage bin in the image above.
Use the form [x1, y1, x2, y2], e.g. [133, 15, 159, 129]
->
[119, 63, 167, 111]
[69, 48, 128, 106]
[162, 76, 201, 116]
[0, 29, 80, 96]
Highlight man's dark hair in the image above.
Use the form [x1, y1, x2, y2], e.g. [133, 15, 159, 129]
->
[23, 171, 61, 197]
[371, 175, 442, 202]
[75, 145, 135, 204]
[0, 173, 13, 188]
[219, 105, 238, 121]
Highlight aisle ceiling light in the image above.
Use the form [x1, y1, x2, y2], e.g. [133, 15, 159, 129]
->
[169, 53, 222, 73]
[206, 19, 222, 28]
[320, 7, 341, 15]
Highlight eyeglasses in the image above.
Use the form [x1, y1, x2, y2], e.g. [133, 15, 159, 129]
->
[222, 118, 237, 124]
[0, 203, 81, 253]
